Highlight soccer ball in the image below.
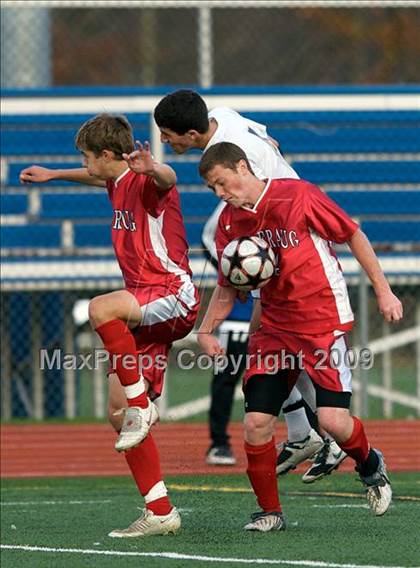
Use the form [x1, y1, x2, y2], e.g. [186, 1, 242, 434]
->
[221, 236, 276, 291]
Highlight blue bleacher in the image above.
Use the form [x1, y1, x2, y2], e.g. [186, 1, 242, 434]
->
[361, 221, 420, 244]
[179, 192, 219, 217]
[293, 161, 420, 185]
[9, 159, 420, 188]
[242, 110, 420, 126]
[40, 192, 112, 219]
[73, 224, 111, 248]
[2, 103, 420, 255]
[1, 193, 28, 215]
[1, 112, 151, 156]
[1, 225, 61, 248]
[269, 127, 420, 154]
[328, 190, 420, 216]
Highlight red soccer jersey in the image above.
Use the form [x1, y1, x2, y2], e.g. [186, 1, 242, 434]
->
[106, 169, 193, 296]
[216, 178, 359, 334]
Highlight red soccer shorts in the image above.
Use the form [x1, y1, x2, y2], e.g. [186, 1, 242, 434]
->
[244, 327, 353, 393]
[108, 281, 199, 399]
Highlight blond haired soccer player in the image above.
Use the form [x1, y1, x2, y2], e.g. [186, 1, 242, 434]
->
[155, 89, 340, 478]
[20, 113, 199, 538]
[197, 141, 402, 532]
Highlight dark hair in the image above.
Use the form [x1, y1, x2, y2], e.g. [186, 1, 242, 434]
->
[154, 89, 209, 135]
[75, 113, 134, 158]
[199, 142, 253, 178]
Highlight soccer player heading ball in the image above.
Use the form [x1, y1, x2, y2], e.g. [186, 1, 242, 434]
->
[198, 141, 403, 532]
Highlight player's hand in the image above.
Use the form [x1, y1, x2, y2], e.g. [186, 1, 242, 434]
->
[197, 332, 226, 358]
[377, 291, 403, 323]
[122, 140, 155, 175]
[20, 165, 55, 184]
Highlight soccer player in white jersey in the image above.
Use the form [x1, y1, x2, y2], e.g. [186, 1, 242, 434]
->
[154, 89, 345, 480]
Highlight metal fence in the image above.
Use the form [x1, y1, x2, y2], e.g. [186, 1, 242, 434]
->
[2, 1, 420, 89]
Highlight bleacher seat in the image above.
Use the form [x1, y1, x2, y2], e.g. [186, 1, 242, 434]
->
[40, 192, 111, 219]
[293, 161, 420, 185]
[1, 193, 28, 215]
[328, 190, 420, 216]
[1, 224, 61, 248]
[9, 159, 420, 188]
[2, 106, 419, 260]
[361, 221, 420, 245]
[268, 127, 420, 154]
[179, 191, 219, 217]
[242, 110, 420, 125]
[1, 112, 150, 156]
[73, 223, 112, 248]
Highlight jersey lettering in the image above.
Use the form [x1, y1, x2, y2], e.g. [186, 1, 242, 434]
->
[113, 209, 137, 231]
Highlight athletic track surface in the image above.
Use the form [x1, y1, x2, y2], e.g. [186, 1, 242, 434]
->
[1, 420, 419, 478]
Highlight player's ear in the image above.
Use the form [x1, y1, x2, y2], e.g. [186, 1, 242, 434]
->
[102, 149, 115, 161]
[237, 159, 249, 175]
[187, 129, 200, 142]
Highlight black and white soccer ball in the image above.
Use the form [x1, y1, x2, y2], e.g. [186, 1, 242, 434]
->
[220, 236, 276, 291]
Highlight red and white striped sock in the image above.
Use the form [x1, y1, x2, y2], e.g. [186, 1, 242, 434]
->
[124, 433, 172, 516]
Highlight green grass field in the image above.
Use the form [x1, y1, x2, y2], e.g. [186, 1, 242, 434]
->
[1, 472, 419, 567]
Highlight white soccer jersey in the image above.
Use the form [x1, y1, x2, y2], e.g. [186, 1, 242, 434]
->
[202, 107, 299, 259]
[205, 107, 298, 180]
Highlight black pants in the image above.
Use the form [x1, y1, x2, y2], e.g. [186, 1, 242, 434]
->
[209, 329, 248, 447]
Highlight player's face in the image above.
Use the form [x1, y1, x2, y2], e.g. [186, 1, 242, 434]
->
[205, 164, 249, 208]
[159, 128, 194, 154]
[81, 150, 108, 178]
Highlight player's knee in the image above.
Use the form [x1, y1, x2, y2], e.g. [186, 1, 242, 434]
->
[318, 408, 351, 442]
[88, 296, 107, 325]
[244, 412, 275, 445]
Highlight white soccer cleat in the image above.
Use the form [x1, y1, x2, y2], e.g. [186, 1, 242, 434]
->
[244, 511, 286, 532]
[276, 429, 324, 475]
[108, 507, 181, 538]
[357, 449, 392, 516]
[114, 400, 159, 452]
[302, 439, 347, 483]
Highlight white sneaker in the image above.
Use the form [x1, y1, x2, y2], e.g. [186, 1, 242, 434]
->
[302, 439, 347, 483]
[114, 400, 159, 452]
[108, 507, 181, 538]
[244, 511, 286, 532]
[357, 449, 392, 516]
[276, 429, 324, 475]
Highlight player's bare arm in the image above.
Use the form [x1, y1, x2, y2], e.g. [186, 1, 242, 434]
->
[19, 165, 106, 187]
[348, 228, 403, 322]
[197, 284, 237, 356]
[122, 140, 176, 190]
[249, 298, 262, 334]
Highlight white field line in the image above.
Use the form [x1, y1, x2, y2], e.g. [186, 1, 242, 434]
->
[0, 499, 112, 506]
[0, 545, 417, 568]
[311, 504, 369, 509]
